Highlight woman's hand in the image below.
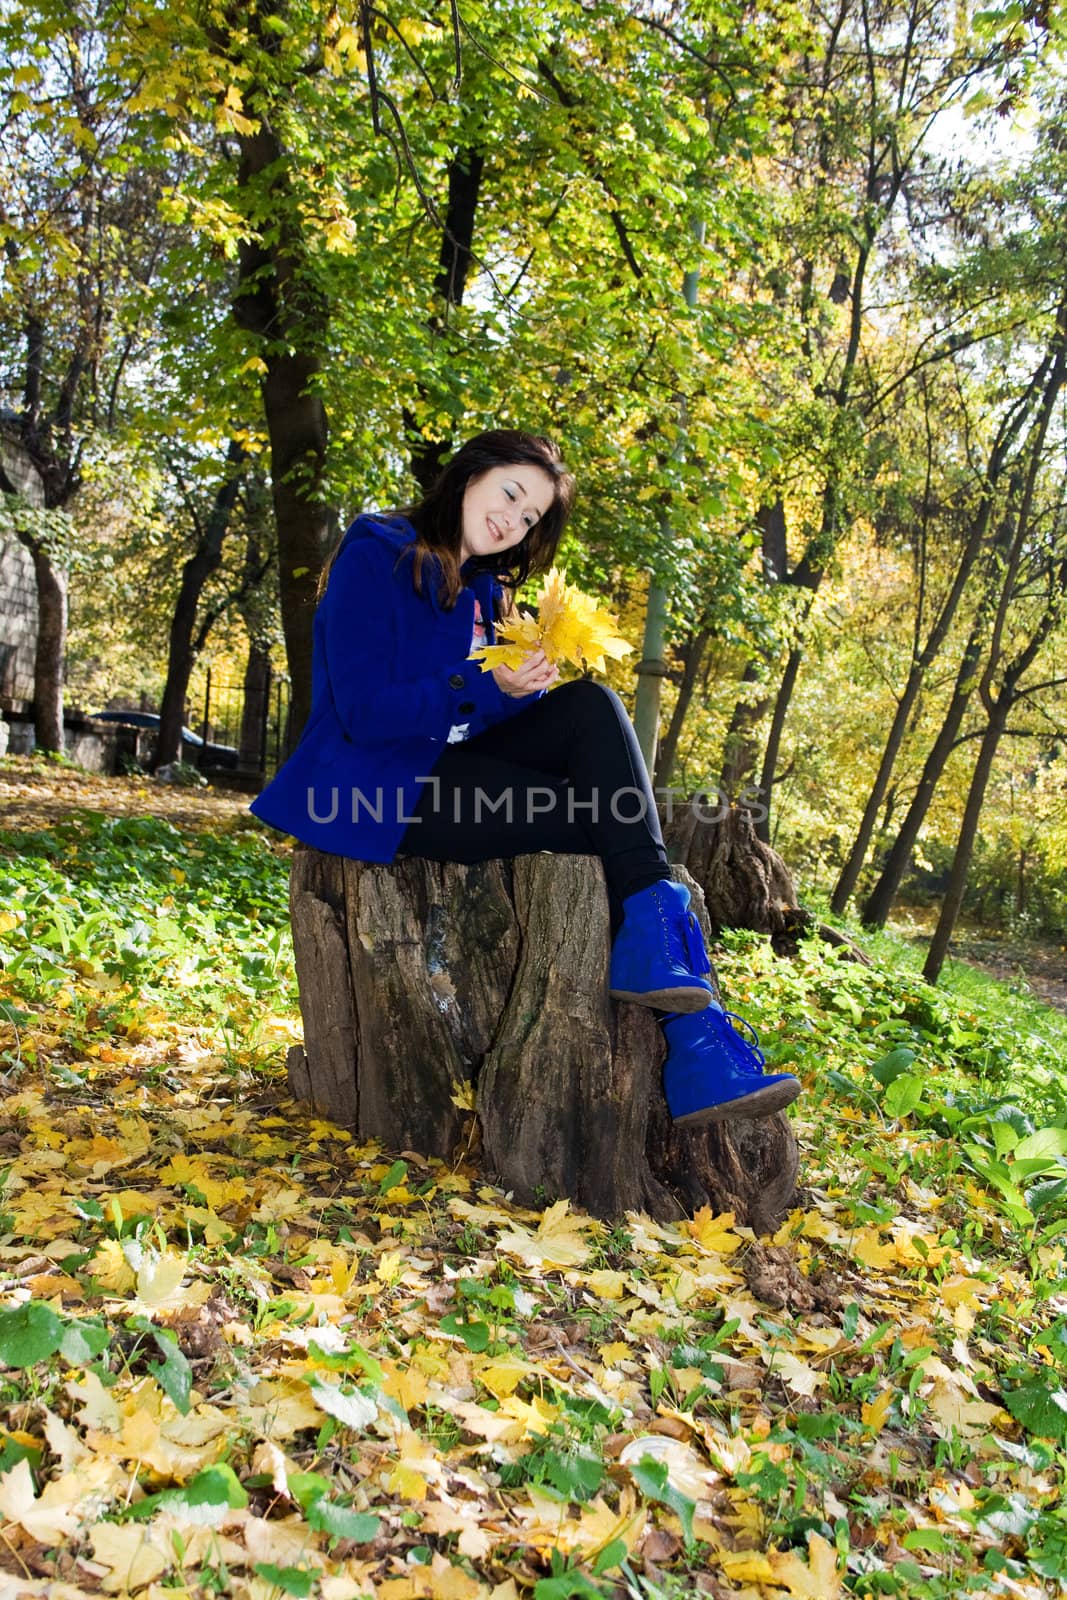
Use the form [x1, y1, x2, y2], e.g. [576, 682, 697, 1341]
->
[492, 648, 560, 698]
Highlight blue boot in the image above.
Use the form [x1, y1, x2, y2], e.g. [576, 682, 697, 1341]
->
[609, 879, 714, 1012]
[661, 1007, 800, 1125]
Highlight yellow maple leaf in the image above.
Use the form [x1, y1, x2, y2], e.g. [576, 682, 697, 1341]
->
[89, 1238, 136, 1293]
[582, 1269, 628, 1300]
[425, 1553, 485, 1599]
[66, 1370, 122, 1432]
[135, 1249, 191, 1309]
[768, 1531, 842, 1599]
[767, 1350, 826, 1396]
[716, 1549, 775, 1582]
[681, 1206, 744, 1254]
[925, 1377, 1006, 1439]
[0, 1456, 88, 1544]
[376, 1248, 405, 1285]
[498, 1200, 595, 1268]
[851, 1228, 900, 1270]
[473, 567, 633, 675]
[158, 1154, 248, 1210]
[499, 1391, 559, 1440]
[939, 1275, 988, 1308]
[475, 1353, 534, 1398]
[180, 1206, 234, 1246]
[70, 1134, 132, 1178]
[381, 1359, 430, 1412]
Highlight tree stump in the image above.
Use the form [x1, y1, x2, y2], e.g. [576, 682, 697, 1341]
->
[663, 802, 871, 964]
[662, 801, 811, 948]
[286, 846, 799, 1232]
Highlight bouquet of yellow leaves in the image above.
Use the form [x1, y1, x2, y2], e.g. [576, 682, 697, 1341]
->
[473, 567, 634, 676]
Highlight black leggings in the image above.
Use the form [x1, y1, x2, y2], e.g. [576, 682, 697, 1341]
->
[398, 679, 670, 923]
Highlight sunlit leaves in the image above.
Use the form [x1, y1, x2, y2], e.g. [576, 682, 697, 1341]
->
[5, 767, 1067, 1596]
[476, 567, 634, 675]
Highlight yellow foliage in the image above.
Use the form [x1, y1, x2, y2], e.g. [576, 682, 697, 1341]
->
[681, 1206, 744, 1254]
[474, 568, 634, 675]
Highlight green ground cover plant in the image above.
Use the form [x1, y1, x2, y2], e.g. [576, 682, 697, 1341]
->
[1, 768, 1067, 1598]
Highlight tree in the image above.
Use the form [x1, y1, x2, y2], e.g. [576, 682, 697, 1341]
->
[922, 296, 1067, 980]
[690, 0, 1057, 839]
[0, 0, 167, 747]
[155, 438, 250, 768]
[860, 118, 1067, 926]
[831, 346, 1061, 915]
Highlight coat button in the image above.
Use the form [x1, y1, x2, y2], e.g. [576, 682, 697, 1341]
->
[448, 673, 465, 690]
[458, 701, 475, 715]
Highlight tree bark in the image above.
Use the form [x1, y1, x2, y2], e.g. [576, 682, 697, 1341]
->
[286, 849, 799, 1232]
[234, 122, 332, 748]
[156, 440, 248, 768]
[24, 540, 67, 753]
[923, 702, 1008, 984]
[860, 622, 984, 928]
[662, 798, 814, 952]
[654, 626, 710, 788]
[405, 149, 485, 494]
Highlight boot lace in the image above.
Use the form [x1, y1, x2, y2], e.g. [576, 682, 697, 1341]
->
[665, 908, 709, 977]
[719, 1010, 766, 1076]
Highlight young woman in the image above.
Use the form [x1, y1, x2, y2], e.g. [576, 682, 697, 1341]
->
[251, 429, 799, 1124]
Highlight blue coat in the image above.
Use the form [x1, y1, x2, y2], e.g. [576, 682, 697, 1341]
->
[249, 513, 540, 860]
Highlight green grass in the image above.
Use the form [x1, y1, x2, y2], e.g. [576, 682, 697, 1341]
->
[0, 808, 295, 1081]
[5, 797, 1067, 1596]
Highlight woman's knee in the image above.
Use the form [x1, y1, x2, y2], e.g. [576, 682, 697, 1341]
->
[552, 677, 625, 726]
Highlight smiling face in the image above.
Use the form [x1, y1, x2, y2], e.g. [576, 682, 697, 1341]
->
[459, 463, 557, 565]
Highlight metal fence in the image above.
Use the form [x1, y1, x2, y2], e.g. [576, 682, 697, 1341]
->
[190, 666, 290, 776]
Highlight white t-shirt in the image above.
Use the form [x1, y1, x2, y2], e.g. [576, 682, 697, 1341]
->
[447, 595, 488, 743]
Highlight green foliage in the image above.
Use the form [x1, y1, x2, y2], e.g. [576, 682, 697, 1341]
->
[0, 807, 293, 1080]
[0, 1301, 65, 1368]
[1004, 1378, 1067, 1442]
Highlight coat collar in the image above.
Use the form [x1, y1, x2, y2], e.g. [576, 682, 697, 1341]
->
[343, 513, 501, 633]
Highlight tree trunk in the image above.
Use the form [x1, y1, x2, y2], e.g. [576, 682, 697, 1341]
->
[157, 440, 248, 769]
[719, 659, 772, 799]
[234, 123, 332, 749]
[286, 849, 799, 1233]
[406, 150, 485, 494]
[239, 640, 272, 772]
[835, 325, 1067, 916]
[654, 626, 709, 788]
[756, 640, 805, 844]
[860, 624, 984, 928]
[236, 503, 276, 773]
[23, 539, 67, 754]
[830, 662, 924, 915]
[923, 701, 1009, 984]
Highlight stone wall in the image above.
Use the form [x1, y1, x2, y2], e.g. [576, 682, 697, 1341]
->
[0, 429, 45, 711]
[0, 536, 37, 705]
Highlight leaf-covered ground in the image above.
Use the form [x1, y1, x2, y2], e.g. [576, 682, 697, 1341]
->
[1, 757, 1067, 1600]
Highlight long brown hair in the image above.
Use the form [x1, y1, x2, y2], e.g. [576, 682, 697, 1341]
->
[318, 430, 575, 610]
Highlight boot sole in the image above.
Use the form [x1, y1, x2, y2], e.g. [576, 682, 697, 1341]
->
[609, 986, 713, 1012]
[672, 1079, 801, 1126]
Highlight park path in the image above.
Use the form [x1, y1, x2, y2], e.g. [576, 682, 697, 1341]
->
[0, 759, 253, 835]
